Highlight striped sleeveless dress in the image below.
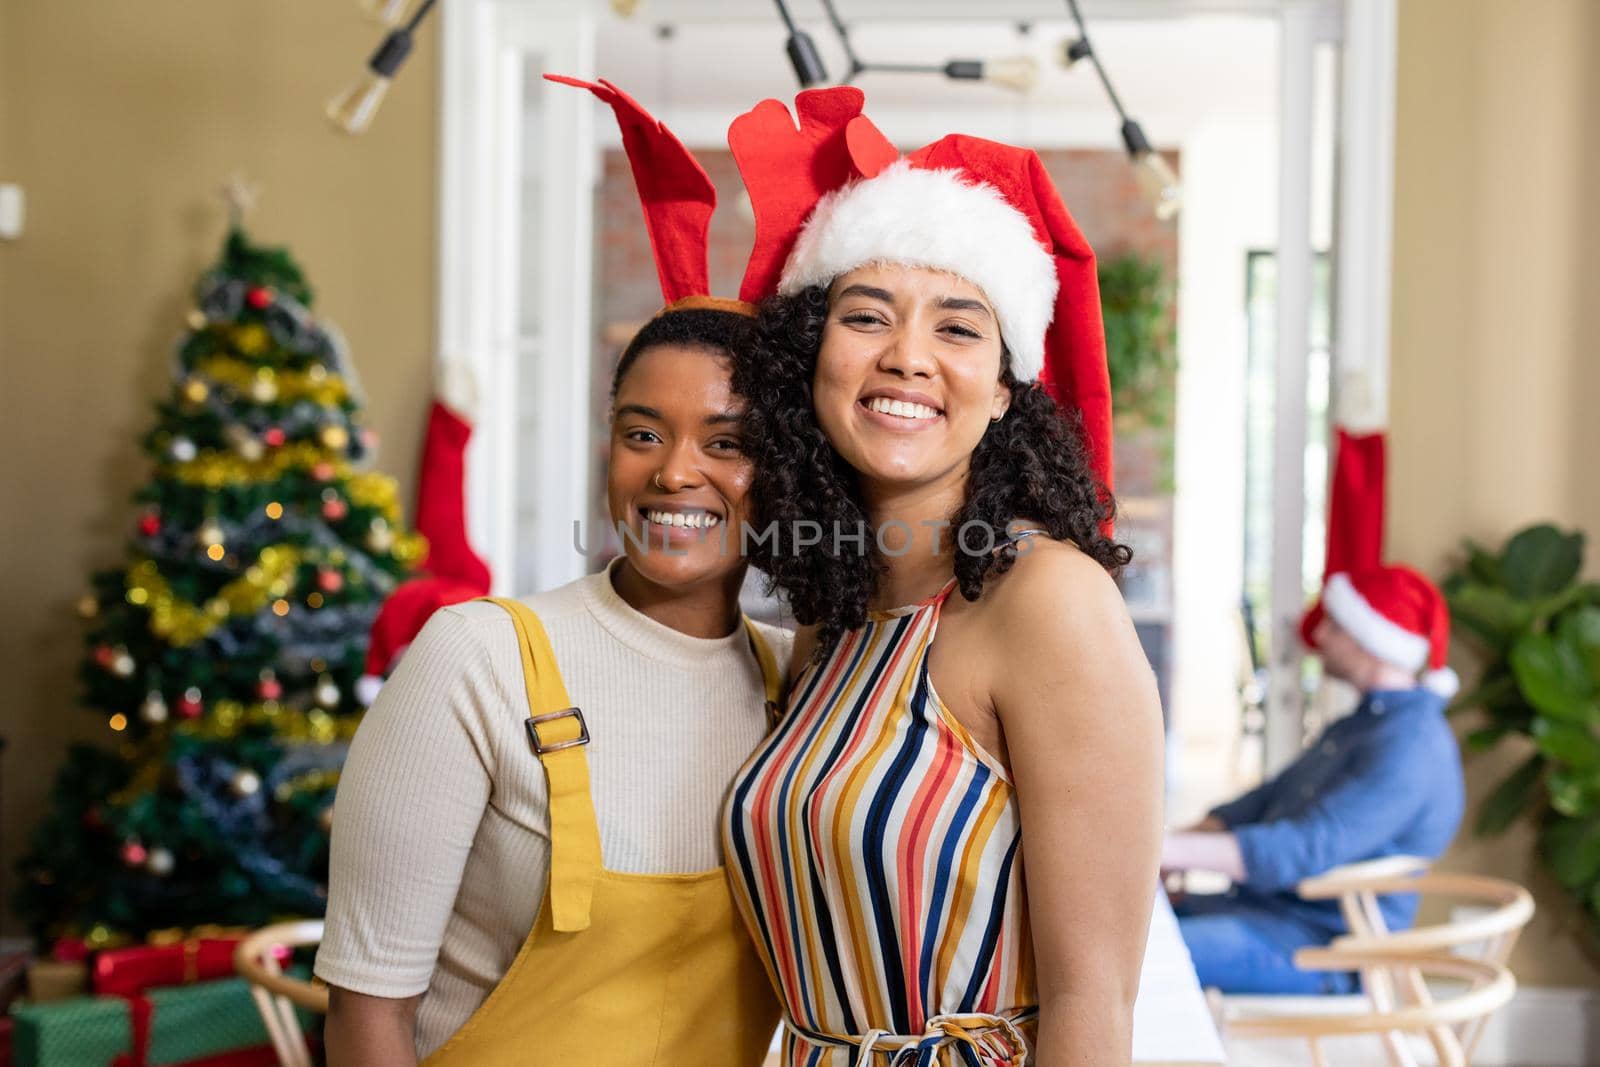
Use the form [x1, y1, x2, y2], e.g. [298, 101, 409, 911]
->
[724, 541, 1040, 1066]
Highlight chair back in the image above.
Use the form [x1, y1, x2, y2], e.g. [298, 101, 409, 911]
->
[1220, 950, 1514, 1067]
[1294, 861, 1535, 1064]
[233, 920, 329, 1067]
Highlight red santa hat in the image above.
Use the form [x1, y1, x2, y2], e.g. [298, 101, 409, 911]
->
[1298, 428, 1457, 696]
[1312, 566, 1459, 698]
[742, 123, 1113, 493]
[1298, 428, 1387, 648]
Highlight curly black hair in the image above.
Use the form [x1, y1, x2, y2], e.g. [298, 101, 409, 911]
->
[731, 284, 1132, 658]
[610, 307, 755, 399]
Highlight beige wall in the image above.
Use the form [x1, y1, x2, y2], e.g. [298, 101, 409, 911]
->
[1390, 0, 1600, 986]
[0, 2, 437, 935]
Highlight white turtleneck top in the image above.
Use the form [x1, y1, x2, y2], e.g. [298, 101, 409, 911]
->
[314, 561, 791, 1058]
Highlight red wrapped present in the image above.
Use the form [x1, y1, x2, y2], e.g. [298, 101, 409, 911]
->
[91, 931, 286, 999]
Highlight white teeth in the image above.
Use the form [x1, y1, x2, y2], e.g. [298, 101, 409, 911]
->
[645, 509, 720, 529]
[866, 397, 939, 420]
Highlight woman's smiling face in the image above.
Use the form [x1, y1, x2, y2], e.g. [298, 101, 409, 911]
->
[608, 343, 753, 588]
[812, 263, 1010, 492]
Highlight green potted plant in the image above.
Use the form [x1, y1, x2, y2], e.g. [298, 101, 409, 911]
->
[1444, 523, 1600, 940]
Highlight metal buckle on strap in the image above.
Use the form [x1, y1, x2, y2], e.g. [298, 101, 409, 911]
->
[525, 707, 588, 754]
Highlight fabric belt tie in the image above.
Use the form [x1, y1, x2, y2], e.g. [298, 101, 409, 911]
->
[784, 1009, 1037, 1065]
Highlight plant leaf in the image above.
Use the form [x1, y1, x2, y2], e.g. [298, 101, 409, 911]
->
[1448, 671, 1522, 717]
[1465, 723, 1512, 751]
[1501, 524, 1585, 599]
[1510, 632, 1596, 721]
[1558, 606, 1600, 685]
[1548, 769, 1600, 818]
[1532, 718, 1600, 769]
[1476, 754, 1544, 836]
[1463, 541, 1505, 587]
[1543, 815, 1600, 889]
[1450, 583, 1537, 649]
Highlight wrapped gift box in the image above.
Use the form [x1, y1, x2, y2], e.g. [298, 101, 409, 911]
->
[10, 996, 129, 1067]
[92, 938, 286, 999]
[137, 977, 274, 1066]
[10, 973, 303, 1067]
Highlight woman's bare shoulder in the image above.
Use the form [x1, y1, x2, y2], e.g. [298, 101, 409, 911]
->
[979, 535, 1126, 634]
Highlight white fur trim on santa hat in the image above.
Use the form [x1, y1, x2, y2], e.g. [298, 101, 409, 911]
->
[778, 160, 1057, 381]
[1322, 572, 1431, 672]
[1421, 666, 1460, 699]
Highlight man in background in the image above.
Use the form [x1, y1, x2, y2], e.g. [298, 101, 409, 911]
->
[1161, 565, 1465, 993]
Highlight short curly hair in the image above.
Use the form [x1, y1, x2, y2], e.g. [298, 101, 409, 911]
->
[610, 307, 755, 399]
[731, 284, 1131, 659]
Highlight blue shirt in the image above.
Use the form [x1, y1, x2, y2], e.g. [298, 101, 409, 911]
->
[1209, 687, 1465, 938]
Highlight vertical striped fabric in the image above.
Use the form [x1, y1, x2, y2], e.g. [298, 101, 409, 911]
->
[724, 578, 1037, 1066]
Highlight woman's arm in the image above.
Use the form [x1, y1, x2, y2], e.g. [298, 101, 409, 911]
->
[987, 543, 1164, 1066]
[315, 606, 504, 1063]
[325, 987, 423, 1067]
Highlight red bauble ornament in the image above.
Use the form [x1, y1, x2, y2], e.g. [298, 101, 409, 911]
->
[246, 286, 274, 310]
[121, 841, 147, 867]
[93, 644, 115, 669]
[257, 676, 283, 702]
[176, 692, 204, 719]
[317, 569, 345, 594]
[322, 498, 348, 522]
[138, 511, 162, 537]
[263, 427, 287, 448]
[311, 462, 336, 482]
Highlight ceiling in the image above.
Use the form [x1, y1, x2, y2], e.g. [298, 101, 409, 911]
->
[589, 9, 1282, 147]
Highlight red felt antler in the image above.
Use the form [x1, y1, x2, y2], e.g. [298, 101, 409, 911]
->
[728, 86, 894, 303]
[546, 74, 714, 304]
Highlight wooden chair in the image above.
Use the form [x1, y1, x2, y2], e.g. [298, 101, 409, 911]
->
[233, 920, 329, 1067]
[1216, 950, 1514, 1067]
[1215, 858, 1534, 1067]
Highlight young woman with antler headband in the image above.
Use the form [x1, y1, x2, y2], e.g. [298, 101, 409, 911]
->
[722, 96, 1165, 1064]
[315, 79, 798, 1066]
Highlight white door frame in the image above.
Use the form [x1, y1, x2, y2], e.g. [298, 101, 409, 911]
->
[438, 0, 596, 595]
[1263, 0, 1396, 771]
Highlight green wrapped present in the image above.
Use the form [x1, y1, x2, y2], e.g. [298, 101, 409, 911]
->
[142, 977, 272, 1067]
[11, 995, 130, 1066]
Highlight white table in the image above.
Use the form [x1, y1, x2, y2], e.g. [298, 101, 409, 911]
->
[763, 892, 1226, 1064]
[1132, 891, 1229, 1066]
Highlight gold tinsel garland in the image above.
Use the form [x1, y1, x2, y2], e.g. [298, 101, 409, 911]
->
[159, 442, 350, 490]
[126, 546, 302, 646]
[193, 353, 351, 407]
[176, 700, 357, 745]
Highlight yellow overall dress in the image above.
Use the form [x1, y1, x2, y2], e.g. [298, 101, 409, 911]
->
[423, 598, 782, 1066]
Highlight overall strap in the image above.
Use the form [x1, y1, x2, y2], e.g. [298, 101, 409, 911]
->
[478, 597, 600, 933]
[741, 617, 784, 729]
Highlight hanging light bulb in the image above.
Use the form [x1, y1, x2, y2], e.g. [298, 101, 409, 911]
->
[327, 0, 437, 135]
[326, 63, 398, 136]
[772, 0, 828, 88]
[360, 0, 412, 27]
[1058, 37, 1093, 69]
[942, 56, 1039, 94]
[1120, 119, 1182, 221]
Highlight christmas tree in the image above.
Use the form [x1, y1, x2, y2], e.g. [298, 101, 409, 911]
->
[14, 221, 426, 949]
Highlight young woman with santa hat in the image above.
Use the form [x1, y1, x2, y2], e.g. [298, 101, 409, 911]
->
[314, 79, 804, 1066]
[722, 101, 1165, 1064]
